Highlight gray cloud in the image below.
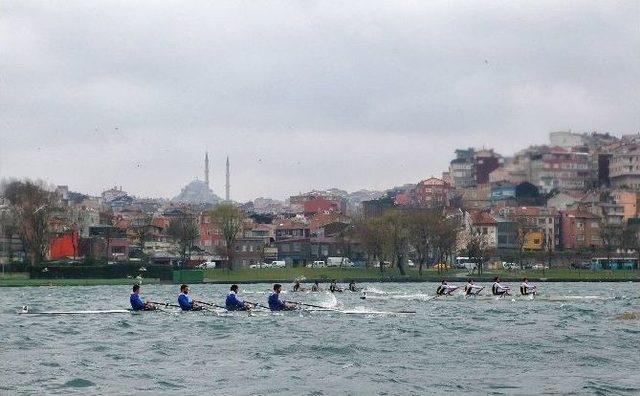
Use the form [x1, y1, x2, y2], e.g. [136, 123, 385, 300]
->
[1, 1, 638, 200]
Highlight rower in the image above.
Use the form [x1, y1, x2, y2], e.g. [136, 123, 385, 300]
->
[226, 284, 251, 311]
[129, 284, 156, 311]
[348, 281, 359, 292]
[268, 284, 297, 311]
[464, 279, 483, 296]
[329, 280, 343, 293]
[311, 281, 321, 292]
[293, 280, 306, 292]
[178, 284, 203, 311]
[435, 280, 458, 296]
[491, 277, 511, 297]
[520, 278, 537, 296]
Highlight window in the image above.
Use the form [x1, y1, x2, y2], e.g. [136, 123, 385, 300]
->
[242, 245, 247, 252]
[576, 221, 583, 229]
[591, 235, 600, 242]
[576, 235, 585, 242]
[591, 221, 599, 228]
[249, 245, 254, 252]
[293, 242, 301, 252]
[280, 244, 290, 253]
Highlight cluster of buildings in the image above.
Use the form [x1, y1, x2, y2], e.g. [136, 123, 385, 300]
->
[370, 131, 640, 254]
[3, 131, 640, 268]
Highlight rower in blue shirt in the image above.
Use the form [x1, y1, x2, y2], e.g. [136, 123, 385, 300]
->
[178, 284, 203, 311]
[268, 284, 297, 311]
[226, 284, 251, 311]
[129, 284, 156, 311]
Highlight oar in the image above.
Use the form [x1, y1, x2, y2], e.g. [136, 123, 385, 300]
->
[284, 300, 338, 311]
[148, 301, 181, 308]
[194, 300, 227, 310]
[244, 300, 271, 310]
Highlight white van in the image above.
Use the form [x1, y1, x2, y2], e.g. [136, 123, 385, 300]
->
[306, 260, 326, 268]
[271, 260, 286, 268]
[326, 257, 354, 267]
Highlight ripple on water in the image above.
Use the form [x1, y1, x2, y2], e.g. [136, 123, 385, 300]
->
[61, 378, 95, 388]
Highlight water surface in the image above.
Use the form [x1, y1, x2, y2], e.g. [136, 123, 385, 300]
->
[1, 282, 639, 395]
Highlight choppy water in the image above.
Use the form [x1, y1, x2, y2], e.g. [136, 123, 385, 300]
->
[1, 282, 639, 395]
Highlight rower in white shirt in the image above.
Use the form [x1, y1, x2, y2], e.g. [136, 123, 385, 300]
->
[491, 277, 511, 297]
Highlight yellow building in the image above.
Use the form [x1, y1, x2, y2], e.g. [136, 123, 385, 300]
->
[523, 230, 544, 250]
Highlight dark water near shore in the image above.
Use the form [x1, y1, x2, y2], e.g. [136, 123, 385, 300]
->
[1, 282, 639, 395]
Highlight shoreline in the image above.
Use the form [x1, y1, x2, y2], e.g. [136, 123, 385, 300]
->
[1, 272, 639, 287]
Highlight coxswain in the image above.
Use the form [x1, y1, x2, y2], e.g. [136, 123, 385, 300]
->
[348, 281, 359, 292]
[464, 279, 484, 296]
[311, 281, 321, 292]
[435, 280, 458, 296]
[129, 284, 156, 311]
[178, 284, 203, 311]
[491, 277, 511, 297]
[268, 284, 297, 311]
[226, 284, 251, 311]
[520, 278, 537, 296]
[329, 280, 343, 293]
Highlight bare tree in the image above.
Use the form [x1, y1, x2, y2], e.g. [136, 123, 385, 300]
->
[209, 204, 245, 270]
[432, 216, 460, 273]
[352, 215, 388, 273]
[600, 220, 622, 270]
[381, 210, 410, 276]
[465, 229, 489, 275]
[406, 210, 438, 276]
[3, 180, 54, 265]
[167, 214, 200, 264]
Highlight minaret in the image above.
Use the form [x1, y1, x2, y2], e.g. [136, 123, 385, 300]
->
[225, 156, 230, 201]
[204, 151, 210, 188]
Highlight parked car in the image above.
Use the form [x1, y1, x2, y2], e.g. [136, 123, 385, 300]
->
[570, 262, 590, 270]
[196, 261, 216, 269]
[407, 260, 415, 267]
[327, 257, 354, 267]
[249, 263, 262, 269]
[270, 260, 286, 268]
[502, 262, 518, 270]
[306, 260, 326, 268]
[531, 263, 549, 270]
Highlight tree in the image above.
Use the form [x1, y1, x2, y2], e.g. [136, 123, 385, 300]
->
[406, 210, 438, 276]
[166, 214, 200, 264]
[622, 223, 640, 265]
[3, 180, 54, 265]
[381, 210, 410, 276]
[599, 220, 622, 270]
[352, 215, 388, 273]
[513, 217, 537, 269]
[465, 230, 489, 275]
[209, 204, 245, 270]
[432, 216, 460, 273]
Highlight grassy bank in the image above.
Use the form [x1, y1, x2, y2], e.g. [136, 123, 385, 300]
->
[0, 275, 161, 287]
[2, 267, 638, 287]
[203, 267, 640, 283]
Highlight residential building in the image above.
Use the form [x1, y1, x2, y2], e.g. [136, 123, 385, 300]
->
[609, 143, 640, 190]
[232, 237, 266, 268]
[559, 210, 601, 250]
[275, 218, 310, 241]
[469, 211, 498, 248]
[611, 190, 639, 220]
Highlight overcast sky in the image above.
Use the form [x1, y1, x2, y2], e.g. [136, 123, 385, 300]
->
[1, 1, 639, 201]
